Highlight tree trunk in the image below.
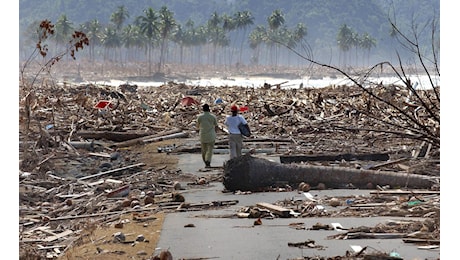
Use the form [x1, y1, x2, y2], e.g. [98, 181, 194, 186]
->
[280, 153, 390, 163]
[223, 154, 436, 191]
[76, 130, 154, 142]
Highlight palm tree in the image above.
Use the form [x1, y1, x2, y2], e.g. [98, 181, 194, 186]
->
[122, 24, 143, 61]
[171, 24, 185, 64]
[351, 31, 360, 66]
[54, 14, 74, 54]
[234, 10, 254, 64]
[182, 19, 196, 64]
[194, 25, 208, 64]
[291, 23, 308, 66]
[157, 6, 177, 73]
[279, 23, 307, 66]
[110, 5, 130, 32]
[293, 23, 307, 43]
[135, 7, 159, 75]
[84, 19, 102, 61]
[100, 26, 121, 62]
[249, 25, 266, 65]
[207, 11, 223, 66]
[337, 24, 354, 68]
[267, 9, 285, 68]
[181, 19, 199, 64]
[221, 13, 236, 66]
[360, 32, 377, 66]
[183, 21, 207, 65]
[267, 9, 284, 31]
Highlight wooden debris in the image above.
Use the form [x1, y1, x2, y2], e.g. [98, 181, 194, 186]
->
[78, 163, 145, 181]
[44, 230, 74, 242]
[288, 239, 325, 249]
[403, 238, 440, 245]
[18, 79, 439, 259]
[111, 128, 184, 148]
[256, 202, 291, 218]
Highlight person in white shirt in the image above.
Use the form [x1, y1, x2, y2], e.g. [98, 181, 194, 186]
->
[224, 105, 248, 159]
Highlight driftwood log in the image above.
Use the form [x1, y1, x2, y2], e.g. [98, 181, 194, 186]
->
[223, 154, 436, 191]
[279, 153, 390, 163]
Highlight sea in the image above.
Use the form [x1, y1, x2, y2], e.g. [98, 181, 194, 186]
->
[87, 74, 439, 90]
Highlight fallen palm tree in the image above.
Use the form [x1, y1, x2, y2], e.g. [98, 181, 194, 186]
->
[223, 154, 436, 191]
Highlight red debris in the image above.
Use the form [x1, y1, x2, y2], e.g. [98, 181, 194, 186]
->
[239, 106, 249, 112]
[94, 100, 113, 109]
[181, 96, 199, 106]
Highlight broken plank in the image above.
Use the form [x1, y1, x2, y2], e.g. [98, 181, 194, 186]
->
[44, 230, 74, 242]
[367, 157, 410, 170]
[86, 179, 105, 186]
[256, 202, 291, 218]
[179, 200, 239, 209]
[48, 206, 159, 221]
[85, 178, 124, 187]
[403, 238, 440, 244]
[418, 245, 440, 250]
[76, 130, 153, 142]
[20, 184, 48, 192]
[36, 226, 57, 236]
[56, 191, 93, 199]
[37, 245, 66, 250]
[349, 202, 397, 209]
[88, 152, 111, 158]
[142, 131, 189, 144]
[78, 163, 145, 181]
[346, 232, 406, 239]
[105, 178, 123, 184]
[111, 128, 184, 148]
[23, 226, 53, 236]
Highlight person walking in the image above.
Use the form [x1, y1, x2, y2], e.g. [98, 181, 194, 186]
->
[224, 104, 248, 159]
[196, 103, 218, 168]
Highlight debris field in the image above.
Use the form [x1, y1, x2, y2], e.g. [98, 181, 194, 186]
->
[19, 75, 440, 259]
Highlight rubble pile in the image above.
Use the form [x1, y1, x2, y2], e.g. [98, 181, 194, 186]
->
[19, 78, 440, 259]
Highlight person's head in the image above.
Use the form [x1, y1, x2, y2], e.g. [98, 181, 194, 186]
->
[231, 105, 238, 114]
[202, 103, 210, 112]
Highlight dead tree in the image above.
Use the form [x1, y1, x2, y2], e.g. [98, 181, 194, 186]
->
[19, 20, 89, 172]
[223, 154, 436, 192]
[274, 13, 440, 157]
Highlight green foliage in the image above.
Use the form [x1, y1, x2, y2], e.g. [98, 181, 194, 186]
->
[19, 0, 439, 67]
[20, 0, 438, 44]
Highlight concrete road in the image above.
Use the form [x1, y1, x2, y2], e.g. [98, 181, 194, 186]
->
[155, 153, 440, 260]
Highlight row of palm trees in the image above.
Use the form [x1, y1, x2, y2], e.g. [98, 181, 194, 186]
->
[23, 5, 377, 74]
[337, 24, 377, 67]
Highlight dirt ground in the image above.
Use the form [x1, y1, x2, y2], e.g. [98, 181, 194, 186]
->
[62, 211, 166, 260]
[130, 141, 182, 171]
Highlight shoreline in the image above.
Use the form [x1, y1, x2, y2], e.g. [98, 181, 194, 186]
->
[20, 61, 439, 90]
